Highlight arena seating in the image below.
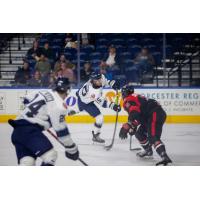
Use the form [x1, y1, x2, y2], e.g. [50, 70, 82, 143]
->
[0, 33, 199, 87]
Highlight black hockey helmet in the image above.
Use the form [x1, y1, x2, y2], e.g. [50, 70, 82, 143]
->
[54, 77, 71, 95]
[90, 71, 102, 80]
[121, 85, 134, 99]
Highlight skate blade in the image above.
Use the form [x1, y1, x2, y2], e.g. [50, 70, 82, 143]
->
[136, 155, 154, 160]
[92, 140, 105, 145]
[130, 147, 142, 151]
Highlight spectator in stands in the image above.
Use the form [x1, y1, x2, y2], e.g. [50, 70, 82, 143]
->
[42, 42, 54, 60]
[14, 60, 31, 85]
[35, 53, 51, 76]
[54, 54, 75, 72]
[55, 68, 63, 79]
[134, 47, 155, 69]
[65, 33, 77, 49]
[81, 34, 89, 45]
[100, 67, 113, 80]
[54, 54, 67, 72]
[99, 45, 121, 79]
[133, 47, 155, 82]
[27, 40, 42, 61]
[80, 62, 94, 81]
[42, 71, 56, 87]
[61, 62, 76, 83]
[100, 45, 121, 70]
[65, 33, 76, 43]
[27, 70, 42, 87]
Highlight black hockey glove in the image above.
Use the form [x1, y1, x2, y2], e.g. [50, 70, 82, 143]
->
[68, 110, 76, 116]
[119, 123, 136, 139]
[109, 102, 121, 112]
[110, 80, 120, 90]
[65, 143, 79, 161]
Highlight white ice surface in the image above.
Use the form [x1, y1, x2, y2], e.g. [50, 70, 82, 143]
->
[0, 123, 200, 166]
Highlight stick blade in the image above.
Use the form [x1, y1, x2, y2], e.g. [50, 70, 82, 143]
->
[104, 144, 113, 151]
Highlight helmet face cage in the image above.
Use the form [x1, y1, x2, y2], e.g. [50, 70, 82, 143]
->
[54, 78, 71, 95]
[121, 86, 134, 99]
[90, 71, 102, 81]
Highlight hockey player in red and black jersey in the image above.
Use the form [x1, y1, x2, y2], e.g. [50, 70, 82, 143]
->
[119, 85, 172, 166]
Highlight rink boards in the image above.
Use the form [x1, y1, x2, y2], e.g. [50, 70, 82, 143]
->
[0, 88, 200, 123]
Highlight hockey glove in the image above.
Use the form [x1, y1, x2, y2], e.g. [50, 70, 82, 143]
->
[68, 110, 76, 116]
[109, 102, 121, 112]
[119, 123, 137, 139]
[119, 123, 131, 139]
[65, 143, 79, 161]
[110, 80, 120, 90]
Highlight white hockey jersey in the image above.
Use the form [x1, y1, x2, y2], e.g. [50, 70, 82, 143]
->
[17, 90, 69, 133]
[77, 74, 115, 107]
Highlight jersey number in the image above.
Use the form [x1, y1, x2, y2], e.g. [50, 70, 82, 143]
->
[82, 85, 88, 96]
[26, 100, 46, 117]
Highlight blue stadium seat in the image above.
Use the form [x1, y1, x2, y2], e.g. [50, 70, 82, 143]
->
[128, 45, 141, 57]
[115, 45, 127, 53]
[126, 38, 138, 45]
[64, 48, 77, 55]
[97, 33, 111, 39]
[71, 59, 85, 68]
[90, 52, 102, 60]
[39, 38, 49, 46]
[91, 59, 101, 68]
[125, 66, 138, 83]
[146, 45, 157, 53]
[96, 38, 109, 46]
[120, 52, 132, 60]
[111, 38, 125, 46]
[113, 74, 127, 86]
[166, 45, 173, 57]
[64, 52, 73, 60]
[40, 33, 53, 40]
[80, 45, 95, 54]
[79, 52, 89, 60]
[123, 59, 134, 68]
[56, 33, 66, 39]
[52, 38, 63, 46]
[96, 45, 108, 54]
[152, 52, 162, 65]
[52, 45, 62, 59]
[142, 38, 154, 45]
[28, 59, 36, 69]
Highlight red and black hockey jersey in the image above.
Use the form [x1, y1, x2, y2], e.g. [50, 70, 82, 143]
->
[123, 94, 161, 125]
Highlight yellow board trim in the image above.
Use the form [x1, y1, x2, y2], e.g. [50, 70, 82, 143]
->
[1, 115, 200, 123]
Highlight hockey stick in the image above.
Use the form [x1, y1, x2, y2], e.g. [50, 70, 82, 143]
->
[104, 90, 119, 151]
[129, 135, 141, 151]
[46, 129, 88, 166]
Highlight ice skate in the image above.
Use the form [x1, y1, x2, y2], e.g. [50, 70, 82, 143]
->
[156, 154, 172, 166]
[92, 131, 105, 143]
[136, 148, 153, 158]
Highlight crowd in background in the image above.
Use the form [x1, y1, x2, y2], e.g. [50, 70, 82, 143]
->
[14, 34, 155, 87]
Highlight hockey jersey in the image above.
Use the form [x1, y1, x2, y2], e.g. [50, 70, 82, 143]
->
[123, 93, 161, 125]
[77, 74, 115, 107]
[17, 90, 69, 135]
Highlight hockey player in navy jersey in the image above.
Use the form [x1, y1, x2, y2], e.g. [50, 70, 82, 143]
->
[9, 77, 79, 166]
[75, 71, 121, 143]
[119, 85, 172, 166]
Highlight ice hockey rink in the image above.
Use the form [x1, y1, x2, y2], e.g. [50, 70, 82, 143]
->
[1, 122, 200, 166]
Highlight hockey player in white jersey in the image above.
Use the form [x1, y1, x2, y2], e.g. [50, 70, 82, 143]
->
[8, 77, 79, 166]
[75, 71, 121, 143]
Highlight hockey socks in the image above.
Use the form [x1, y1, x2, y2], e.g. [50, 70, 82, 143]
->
[154, 141, 172, 166]
[137, 139, 153, 157]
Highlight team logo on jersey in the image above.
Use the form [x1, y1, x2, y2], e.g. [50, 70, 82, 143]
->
[65, 96, 76, 106]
